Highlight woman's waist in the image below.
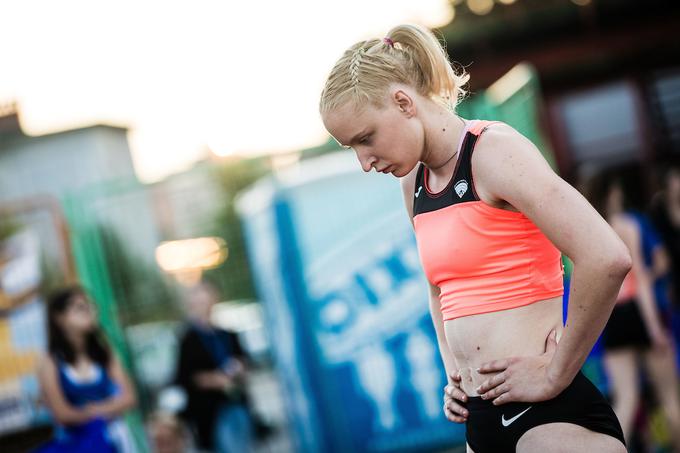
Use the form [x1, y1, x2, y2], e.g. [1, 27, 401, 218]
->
[438, 283, 564, 320]
[444, 296, 563, 395]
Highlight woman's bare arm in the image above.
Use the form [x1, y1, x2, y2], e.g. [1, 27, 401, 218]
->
[87, 355, 137, 419]
[400, 167, 458, 383]
[37, 355, 92, 425]
[473, 124, 631, 401]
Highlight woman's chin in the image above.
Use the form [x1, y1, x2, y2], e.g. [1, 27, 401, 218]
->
[392, 164, 414, 178]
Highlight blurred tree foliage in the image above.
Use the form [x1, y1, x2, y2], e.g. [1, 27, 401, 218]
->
[203, 156, 271, 302]
[97, 223, 180, 325]
[0, 216, 21, 242]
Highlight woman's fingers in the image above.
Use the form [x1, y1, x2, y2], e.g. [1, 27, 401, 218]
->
[444, 384, 468, 402]
[445, 411, 467, 423]
[476, 372, 506, 394]
[444, 398, 468, 422]
[482, 383, 510, 400]
[478, 358, 513, 374]
[449, 371, 462, 382]
[443, 377, 469, 423]
[492, 390, 515, 405]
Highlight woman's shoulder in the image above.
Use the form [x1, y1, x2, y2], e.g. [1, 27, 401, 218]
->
[36, 352, 62, 381]
[470, 121, 552, 204]
[474, 121, 524, 147]
[38, 351, 58, 367]
[471, 121, 540, 171]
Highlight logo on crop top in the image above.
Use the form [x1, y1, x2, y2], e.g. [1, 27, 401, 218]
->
[415, 186, 423, 198]
[454, 180, 468, 198]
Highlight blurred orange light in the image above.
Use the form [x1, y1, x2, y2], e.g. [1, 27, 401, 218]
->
[486, 63, 532, 104]
[467, 0, 494, 15]
[155, 237, 228, 273]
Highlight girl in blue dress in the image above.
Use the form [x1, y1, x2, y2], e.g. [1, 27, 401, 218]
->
[34, 286, 137, 452]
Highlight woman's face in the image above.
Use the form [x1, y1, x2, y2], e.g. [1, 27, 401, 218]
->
[58, 293, 97, 334]
[607, 183, 624, 213]
[187, 286, 216, 322]
[322, 89, 424, 178]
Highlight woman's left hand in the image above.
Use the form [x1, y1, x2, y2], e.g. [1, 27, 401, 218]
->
[476, 330, 567, 405]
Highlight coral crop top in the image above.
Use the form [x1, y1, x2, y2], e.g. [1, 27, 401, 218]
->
[413, 120, 564, 321]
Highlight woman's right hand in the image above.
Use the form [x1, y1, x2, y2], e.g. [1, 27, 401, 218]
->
[443, 371, 469, 423]
[83, 402, 105, 420]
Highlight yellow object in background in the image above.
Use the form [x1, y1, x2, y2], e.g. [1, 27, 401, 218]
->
[0, 319, 39, 382]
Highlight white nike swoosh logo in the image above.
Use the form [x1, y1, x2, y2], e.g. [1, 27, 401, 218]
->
[415, 186, 423, 198]
[501, 406, 532, 427]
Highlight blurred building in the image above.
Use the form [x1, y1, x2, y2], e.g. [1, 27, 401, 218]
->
[0, 103, 160, 271]
[439, 0, 680, 181]
[150, 158, 224, 241]
[0, 105, 136, 194]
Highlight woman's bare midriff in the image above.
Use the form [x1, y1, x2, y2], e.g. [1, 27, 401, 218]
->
[444, 296, 564, 396]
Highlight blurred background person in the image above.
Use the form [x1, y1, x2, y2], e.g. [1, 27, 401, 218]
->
[651, 161, 680, 360]
[34, 286, 138, 452]
[588, 168, 680, 451]
[147, 411, 191, 453]
[175, 281, 254, 453]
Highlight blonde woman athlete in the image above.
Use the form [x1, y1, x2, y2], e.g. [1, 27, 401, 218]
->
[319, 24, 629, 453]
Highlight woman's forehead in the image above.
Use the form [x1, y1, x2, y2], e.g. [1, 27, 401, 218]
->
[324, 104, 379, 141]
[70, 293, 88, 304]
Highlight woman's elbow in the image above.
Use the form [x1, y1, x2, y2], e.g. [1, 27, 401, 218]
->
[607, 246, 632, 278]
[123, 389, 137, 411]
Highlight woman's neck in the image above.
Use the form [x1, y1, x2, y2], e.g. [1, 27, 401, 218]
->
[191, 316, 212, 329]
[420, 106, 467, 177]
[65, 331, 87, 356]
[667, 192, 680, 226]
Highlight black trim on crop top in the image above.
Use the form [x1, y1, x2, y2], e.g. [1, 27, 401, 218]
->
[413, 124, 494, 216]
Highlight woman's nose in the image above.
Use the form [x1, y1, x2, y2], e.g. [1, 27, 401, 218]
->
[358, 153, 377, 173]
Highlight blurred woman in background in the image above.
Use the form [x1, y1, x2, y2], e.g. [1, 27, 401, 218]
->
[35, 286, 137, 452]
[588, 168, 680, 451]
[651, 162, 680, 364]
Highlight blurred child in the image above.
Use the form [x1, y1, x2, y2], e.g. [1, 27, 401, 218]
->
[147, 411, 190, 453]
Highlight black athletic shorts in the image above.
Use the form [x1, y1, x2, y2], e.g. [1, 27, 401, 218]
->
[602, 299, 651, 350]
[463, 371, 625, 452]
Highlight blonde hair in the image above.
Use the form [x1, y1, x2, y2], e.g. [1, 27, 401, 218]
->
[320, 24, 469, 114]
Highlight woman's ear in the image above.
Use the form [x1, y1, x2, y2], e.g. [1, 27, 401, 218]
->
[393, 89, 415, 117]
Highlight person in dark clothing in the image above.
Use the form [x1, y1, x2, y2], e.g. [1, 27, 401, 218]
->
[650, 164, 680, 308]
[175, 282, 253, 453]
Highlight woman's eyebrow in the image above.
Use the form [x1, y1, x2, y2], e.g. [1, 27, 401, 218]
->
[339, 129, 370, 147]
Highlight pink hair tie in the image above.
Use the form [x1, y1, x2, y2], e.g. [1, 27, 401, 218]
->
[383, 37, 394, 48]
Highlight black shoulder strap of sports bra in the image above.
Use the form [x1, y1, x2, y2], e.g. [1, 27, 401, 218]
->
[413, 162, 425, 209]
[459, 121, 500, 201]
